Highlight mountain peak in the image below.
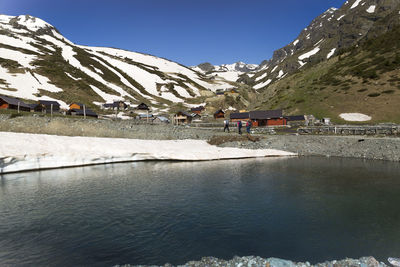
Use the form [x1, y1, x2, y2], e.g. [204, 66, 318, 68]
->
[2, 14, 54, 32]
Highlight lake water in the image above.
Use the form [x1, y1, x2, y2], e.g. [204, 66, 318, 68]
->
[0, 157, 399, 266]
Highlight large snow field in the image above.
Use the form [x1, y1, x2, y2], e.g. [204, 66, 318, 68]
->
[0, 132, 296, 174]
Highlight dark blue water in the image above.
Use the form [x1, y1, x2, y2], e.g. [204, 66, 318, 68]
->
[0, 157, 399, 266]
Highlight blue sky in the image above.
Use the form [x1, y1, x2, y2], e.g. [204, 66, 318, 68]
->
[1, 0, 345, 66]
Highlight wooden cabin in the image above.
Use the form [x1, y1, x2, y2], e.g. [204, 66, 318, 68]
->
[190, 106, 205, 115]
[37, 100, 61, 113]
[230, 112, 249, 122]
[213, 109, 225, 119]
[68, 108, 98, 118]
[153, 116, 170, 124]
[0, 95, 31, 112]
[136, 103, 149, 111]
[174, 111, 192, 124]
[249, 110, 286, 127]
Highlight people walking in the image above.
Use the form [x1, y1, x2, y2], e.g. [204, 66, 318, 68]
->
[246, 120, 252, 134]
[237, 120, 242, 135]
[223, 119, 230, 132]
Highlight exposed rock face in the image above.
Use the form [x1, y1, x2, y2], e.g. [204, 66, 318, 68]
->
[250, 0, 400, 90]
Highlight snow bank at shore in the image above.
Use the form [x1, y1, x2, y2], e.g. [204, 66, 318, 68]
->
[0, 132, 296, 174]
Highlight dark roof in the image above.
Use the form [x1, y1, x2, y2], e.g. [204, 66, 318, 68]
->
[69, 108, 97, 117]
[230, 112, 249, 119]
[39, 100, 60, 106]
[27, 104, 39, 109]
[214, 109, 225, 115]
[191, 106, 205, 112]
[286, 115, 305, 121]
[249, 110, 282, 120]
[137, 103, 149, 110]
[0, 95, 31, 108]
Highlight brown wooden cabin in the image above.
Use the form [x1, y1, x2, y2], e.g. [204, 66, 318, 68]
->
[190, 106, 205, 115]
[213, 109, 225, 119]
[36, 100, 61, 113]
[174, 111, 192, 124]
[249, 110, 286, 127]
[0, 95, 31, 112]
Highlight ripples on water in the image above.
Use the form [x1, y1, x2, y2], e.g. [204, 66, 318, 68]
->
[0, 157, 400, 266]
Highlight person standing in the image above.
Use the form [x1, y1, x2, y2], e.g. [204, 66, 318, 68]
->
[246, 120, 252, 134]
[237, 120, 242, 135]
[224, 119, 230, 132]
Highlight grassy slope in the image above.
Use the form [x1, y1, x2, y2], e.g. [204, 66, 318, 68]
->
[253, 25, 400, 124]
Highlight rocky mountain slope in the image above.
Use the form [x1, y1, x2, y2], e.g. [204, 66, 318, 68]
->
[248, 0, 400, 90]
[0, 15, 237, 112]
[191, 62, 258, 82]
[247, 0, 400, 123]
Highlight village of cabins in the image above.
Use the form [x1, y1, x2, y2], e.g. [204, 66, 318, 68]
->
[0, 94, 308, 126]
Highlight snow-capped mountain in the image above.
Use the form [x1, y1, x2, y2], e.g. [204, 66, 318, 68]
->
[250, 0, 400, 90]
[191, 62, 258, 82]
[0, 15, 233, 111]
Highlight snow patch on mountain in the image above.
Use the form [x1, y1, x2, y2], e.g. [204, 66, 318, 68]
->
[366, 5, 376, 13]
[298, 47, 320, 60]
[351, 0, 363, 9]
[327, 48, 336, 59]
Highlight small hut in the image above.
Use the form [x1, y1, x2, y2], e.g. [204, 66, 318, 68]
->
[174, 111, 192, 124]
[37, 100, 61, 113]
[137, 103, 149, 111]
[213, 109, 225, 119]
[190, 106, 205, 115]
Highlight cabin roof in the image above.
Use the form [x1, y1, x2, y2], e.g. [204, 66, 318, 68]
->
[39, 100, 60, 106]
[0, 95, 31, 108]
[137, 103, 149, 110]
[155, 116, 169, 122]
[191, 106, 205, 112]
[176, 111, 192, 117]
[230, 112, 249, 119]
[214, 109, 225, 115]
[249, 110, 282, 120]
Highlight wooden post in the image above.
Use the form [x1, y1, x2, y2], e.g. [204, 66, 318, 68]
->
[83, 105, 86, 119]
[146, 110, 149, 123]
[51, 104, 53, 118]
[17, 102, 20, 113]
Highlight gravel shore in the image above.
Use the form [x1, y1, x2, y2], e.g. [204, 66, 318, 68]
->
[1, 115, 399, 161]
[117, 256, 390, 267]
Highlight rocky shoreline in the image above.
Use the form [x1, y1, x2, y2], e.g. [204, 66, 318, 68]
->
[220, 135, 400, 162]
[1, 115, 399, 162]
[117, 256, 391, 267]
